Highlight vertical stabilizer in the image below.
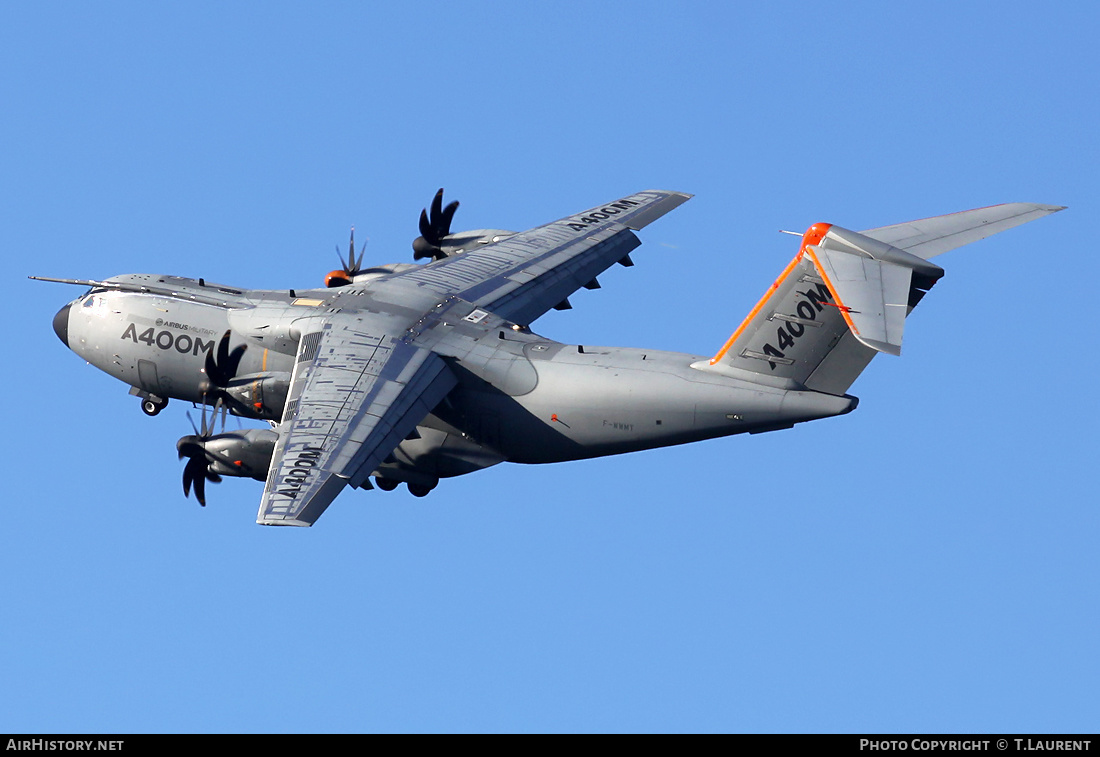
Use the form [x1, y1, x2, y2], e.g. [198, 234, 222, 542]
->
[696, 223, 943, 394]
[696, 203, 1062, 395]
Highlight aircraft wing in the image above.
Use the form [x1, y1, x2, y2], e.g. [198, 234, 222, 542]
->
[391, 190, 691, 325]
[860, 202, 1065, 259]
[256, 314, 457, 527]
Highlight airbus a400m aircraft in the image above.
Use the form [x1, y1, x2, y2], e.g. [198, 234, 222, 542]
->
[36, 190, 1062, 526]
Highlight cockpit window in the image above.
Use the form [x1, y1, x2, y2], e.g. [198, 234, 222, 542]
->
[80, 293, 108, 315]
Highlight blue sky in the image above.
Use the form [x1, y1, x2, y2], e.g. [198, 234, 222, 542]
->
[2, 1, 1096, 733]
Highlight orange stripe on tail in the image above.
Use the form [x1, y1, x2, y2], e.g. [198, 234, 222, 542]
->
[709, 223, 833, 365]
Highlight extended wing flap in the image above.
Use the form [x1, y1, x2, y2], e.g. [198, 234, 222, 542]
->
[257, 316, 456, 527]
[332, 348, 456, 487]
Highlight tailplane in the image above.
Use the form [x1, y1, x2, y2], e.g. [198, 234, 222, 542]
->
[696, 203, 1064, 395]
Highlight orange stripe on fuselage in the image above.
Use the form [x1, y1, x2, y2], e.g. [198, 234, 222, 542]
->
[709, 222, 833, 365]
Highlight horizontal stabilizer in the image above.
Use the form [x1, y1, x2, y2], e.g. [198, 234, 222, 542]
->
[860, 203, 1065, 259]
[699, 201, 1062, 395]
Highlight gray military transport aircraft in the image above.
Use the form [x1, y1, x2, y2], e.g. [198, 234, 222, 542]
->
[34, 190, 1062, 526]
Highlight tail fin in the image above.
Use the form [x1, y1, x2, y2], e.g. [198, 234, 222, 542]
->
[697, 204, 1063, 395]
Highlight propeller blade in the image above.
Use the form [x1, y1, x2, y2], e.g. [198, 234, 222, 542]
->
[215, 332, 233, 378]
[204, 342, 223, 387]
[177, 400, 226, 507]
[205, 331, 246, 392]
[439, 200, 459, 237]
[183, 454, 207, 505]
[356, 236, 368, 269]
[429, 188, 444, 230]
[413, 189, 459, 260]
[418, 209, 433, 242]
[192, 466, 207, 506]
[344, 227, 369, 274]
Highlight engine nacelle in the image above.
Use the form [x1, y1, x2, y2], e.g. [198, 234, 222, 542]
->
[178, 428, 277, 482]
[177, 424, 278, 505]
[412, 229, 515, 261]
[221, 372, 292, 421]
[325, 262, 420, 288]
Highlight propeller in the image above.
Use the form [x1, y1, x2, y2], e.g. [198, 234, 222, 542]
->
[412, 188, 460, 261]
[177, 400, 227, 506]
[325, 227, 369, 288]
[201, 330, 246, 406]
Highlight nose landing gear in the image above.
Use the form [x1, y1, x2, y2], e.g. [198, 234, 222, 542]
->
[140, 395, 168, 416]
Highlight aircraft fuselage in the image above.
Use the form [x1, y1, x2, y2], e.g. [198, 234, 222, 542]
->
[52, 273, 854, 480]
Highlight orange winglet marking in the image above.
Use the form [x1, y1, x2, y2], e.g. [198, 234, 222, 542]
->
[709, 223, 833, 365]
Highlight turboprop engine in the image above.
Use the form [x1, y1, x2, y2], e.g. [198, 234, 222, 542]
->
[324, 228, 419, 287]
[217, 372, 291, 422]
[411, 188, 514, 261]
[176, 409, 277, 505]
[325, 189, 514, 289]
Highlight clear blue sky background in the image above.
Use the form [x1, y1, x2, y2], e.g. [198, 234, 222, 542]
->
[2, 1, 1096, 734]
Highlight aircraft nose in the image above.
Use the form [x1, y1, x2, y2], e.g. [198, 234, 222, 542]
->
[52, 303, 71, 347]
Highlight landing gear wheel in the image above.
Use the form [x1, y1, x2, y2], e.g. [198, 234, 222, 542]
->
[141, 397, 168, 416]
[374, 477, 399, 492]
[407, 482, 435, 498]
